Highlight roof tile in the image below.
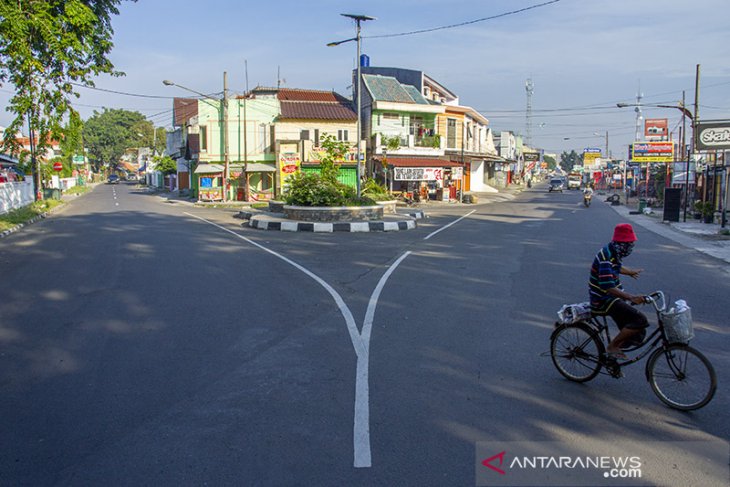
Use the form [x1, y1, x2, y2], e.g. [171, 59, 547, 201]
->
[279, 101, 357, 121]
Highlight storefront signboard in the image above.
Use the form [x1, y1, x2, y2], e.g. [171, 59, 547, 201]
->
[696, 120, 730, 151]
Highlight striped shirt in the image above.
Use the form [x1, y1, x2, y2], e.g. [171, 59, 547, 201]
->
[589, 243, 622, 314]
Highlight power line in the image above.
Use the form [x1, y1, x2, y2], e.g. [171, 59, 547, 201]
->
[70, 82, 175, 99]
[364, 0, 562, 39]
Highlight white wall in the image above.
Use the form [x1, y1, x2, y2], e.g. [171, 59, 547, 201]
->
[0, 180, 34, 214]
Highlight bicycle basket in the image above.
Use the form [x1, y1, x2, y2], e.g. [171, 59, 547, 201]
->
[661, 306, 694, 344]
[557, 302, 592, 324]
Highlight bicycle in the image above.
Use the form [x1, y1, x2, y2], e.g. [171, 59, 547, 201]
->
[550, 291, 717, 411]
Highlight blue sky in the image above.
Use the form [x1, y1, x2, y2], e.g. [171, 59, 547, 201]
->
[1, 0, 728, 157]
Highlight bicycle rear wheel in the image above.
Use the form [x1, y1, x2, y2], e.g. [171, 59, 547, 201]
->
[550, 323, 604, 382]
[646, 344, 717, 411]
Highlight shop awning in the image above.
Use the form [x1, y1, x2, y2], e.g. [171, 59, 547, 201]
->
[376, 157, 463, 168]
[194, 163, 276, 174]
[450, 154, 506, 164]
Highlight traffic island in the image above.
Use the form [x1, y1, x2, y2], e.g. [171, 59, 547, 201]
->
[236, 205, 422, 233]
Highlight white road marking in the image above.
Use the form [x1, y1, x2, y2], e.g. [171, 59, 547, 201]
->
[423, 210, 476, 240]
[183, 213, 453, 468]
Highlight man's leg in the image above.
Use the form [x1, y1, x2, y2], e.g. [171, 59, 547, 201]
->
[606, 301, 649, 356]
[608, 328, 642, 355]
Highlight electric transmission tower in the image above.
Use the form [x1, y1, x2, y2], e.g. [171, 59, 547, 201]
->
[634, 82, 643, 141]
[525, 78, 534, 147]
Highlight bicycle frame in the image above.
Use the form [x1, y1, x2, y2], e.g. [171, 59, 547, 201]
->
[583, 291, 670, 368]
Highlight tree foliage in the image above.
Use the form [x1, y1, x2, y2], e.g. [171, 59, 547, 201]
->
[152, 155, 176, 175]
[136, 125, 166, 156]
[543, 154, 556, 169]
[82, 108, 148, 171]
[559, 150, 583, 172]
[318, 133, 350, 183]
[60, 111, 84, 163]
[0, 0, 130, 156]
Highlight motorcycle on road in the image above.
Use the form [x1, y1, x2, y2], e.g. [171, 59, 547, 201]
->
[583, 191, 593, 207]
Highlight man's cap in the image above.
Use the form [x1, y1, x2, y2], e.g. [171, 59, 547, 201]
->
[613, 223, 637, 242]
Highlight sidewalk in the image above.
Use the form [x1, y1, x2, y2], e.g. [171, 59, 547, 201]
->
[604, 195, 730, 264]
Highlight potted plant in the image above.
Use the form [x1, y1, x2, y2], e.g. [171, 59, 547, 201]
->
[692, 200, 703, 220]
[698, 201, 715, 224]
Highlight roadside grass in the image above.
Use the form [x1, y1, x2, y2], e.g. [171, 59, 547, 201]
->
[64, 185, 91, 196]
[0, 199, 63, 232]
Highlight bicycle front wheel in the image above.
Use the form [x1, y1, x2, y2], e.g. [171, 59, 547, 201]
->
[550, 323, 604, 382]
[646, 344, 717, 411]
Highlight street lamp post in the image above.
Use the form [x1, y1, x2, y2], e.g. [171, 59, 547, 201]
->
[328, 13, 375, 199]
[163, 74, 230, 202]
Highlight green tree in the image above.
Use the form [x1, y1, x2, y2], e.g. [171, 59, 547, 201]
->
[60, 111, 84, 163]
[559, 150, 583, 172]
[0, 0, 131, 157]
[83, 108, 147, 171]
[318, 133, 350, 183]
[153, 155, 176, 175]
[543, 154, 556, 170]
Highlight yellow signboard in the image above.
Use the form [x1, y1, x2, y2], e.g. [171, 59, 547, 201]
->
[583, 150, 601, 167]
[279, 152, 301, 186]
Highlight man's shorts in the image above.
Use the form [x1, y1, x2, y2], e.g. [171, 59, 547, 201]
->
[607, 299, 649, 330]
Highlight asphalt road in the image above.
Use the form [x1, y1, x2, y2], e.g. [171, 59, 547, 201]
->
[0, 183, 727, 486]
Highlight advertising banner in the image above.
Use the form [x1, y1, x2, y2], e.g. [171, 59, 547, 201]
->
[631, 142, 674, 162]
[278, 152, 300, 186]
[644, 118, 668, 138]
[394, 167, 443, 181]
[696, 120, 730, 151]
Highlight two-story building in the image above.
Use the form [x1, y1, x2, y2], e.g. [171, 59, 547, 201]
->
[359, 72, 454, 199]
[271, 88, 358, 192]
[359, 66, 502, 199]
[169, 87, 360, 201]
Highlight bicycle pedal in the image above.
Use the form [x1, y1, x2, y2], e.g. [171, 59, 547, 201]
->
[608, 366, 624, 379]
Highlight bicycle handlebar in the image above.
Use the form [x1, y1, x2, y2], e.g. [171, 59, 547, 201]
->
[644, 291, 666, 312]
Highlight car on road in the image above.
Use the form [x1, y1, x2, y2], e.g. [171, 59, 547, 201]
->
[107, 174, 119, 184]
[548, 178, 564, 192]
[567, 173, 582, 190]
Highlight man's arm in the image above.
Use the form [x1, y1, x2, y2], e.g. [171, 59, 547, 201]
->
[620, 267, 643, 279]
[606, 286, 645, 304]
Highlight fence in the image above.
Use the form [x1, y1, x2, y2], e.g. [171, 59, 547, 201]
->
[0, 180, 34, 215]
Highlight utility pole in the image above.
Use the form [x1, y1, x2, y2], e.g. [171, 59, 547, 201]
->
[355, 19, 363, 197]
[694, 64, 705, 207]
[682, 90, 689, 222]
[223, 71, 230, 202]
[243, 60, 249, 201]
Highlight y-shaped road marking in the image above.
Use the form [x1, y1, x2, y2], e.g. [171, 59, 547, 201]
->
[185, 211, 471, 467]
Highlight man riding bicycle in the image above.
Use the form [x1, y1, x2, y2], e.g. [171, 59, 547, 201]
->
[589, 223, 648, 359]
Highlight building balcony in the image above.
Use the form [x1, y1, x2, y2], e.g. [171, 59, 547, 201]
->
[371, 132, 445, 157]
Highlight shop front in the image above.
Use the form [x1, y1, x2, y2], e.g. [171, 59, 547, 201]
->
[378, 157, 463, 202]
[194, 163, 276, 202]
